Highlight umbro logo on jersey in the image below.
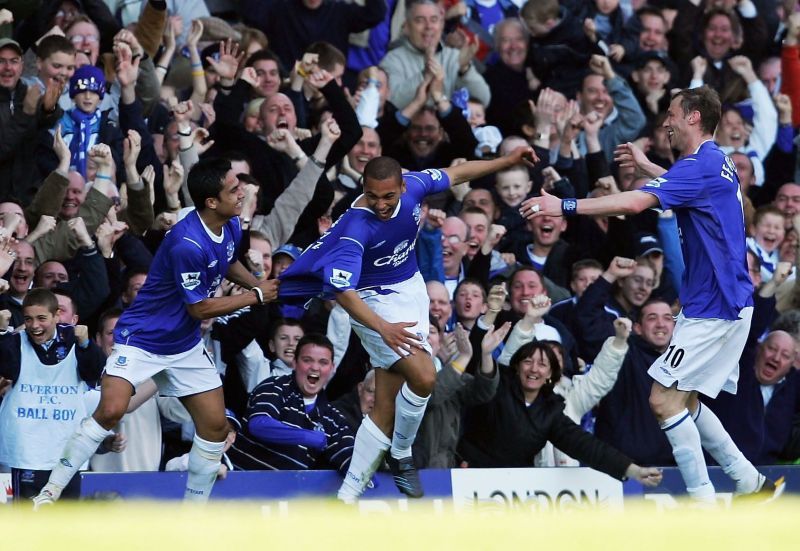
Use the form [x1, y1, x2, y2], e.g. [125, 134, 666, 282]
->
[181, 272, 201, 290]
[369, 240, 387, 249]
[208, 260, 218, 268]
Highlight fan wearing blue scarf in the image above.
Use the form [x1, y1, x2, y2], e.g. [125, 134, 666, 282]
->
[60, 65, 105, 179]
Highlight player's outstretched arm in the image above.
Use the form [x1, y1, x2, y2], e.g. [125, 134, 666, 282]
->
[186, 279, 280, 320]
[519, 188, 659, 220]
[336, 290, 425, 356]
[443, 146, 539, 186]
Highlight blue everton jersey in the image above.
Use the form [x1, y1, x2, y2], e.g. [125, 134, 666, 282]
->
[115, 211, 242, 354]
[279, 169, 450, 298]
[641, 140, 753, 320]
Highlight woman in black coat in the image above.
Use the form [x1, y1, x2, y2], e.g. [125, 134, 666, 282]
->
[458, 340, 662, 486]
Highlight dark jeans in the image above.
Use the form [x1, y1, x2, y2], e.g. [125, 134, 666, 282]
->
[11, 468, 81, 501]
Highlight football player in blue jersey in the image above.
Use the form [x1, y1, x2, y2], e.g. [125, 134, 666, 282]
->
[521, 86, 783, 505]
[32, 154, 285, 507]
[280, 146, 538, 500]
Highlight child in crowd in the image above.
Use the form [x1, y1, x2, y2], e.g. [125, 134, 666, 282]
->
[747, 206, 786, 283]
[494, 164, 532, 235]
[0, 289, 106, 501]
[58, 65, 123, 180]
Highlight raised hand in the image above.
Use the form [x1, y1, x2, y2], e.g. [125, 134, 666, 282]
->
[53, 125, 70, 168]
[605, 257, 636, 282]
[123, 129, 142, 168]
[319, 116, 341, 145]
[481, 321, 512, 354]
[187, 19, 204, 49]
[454, 323, 473, 358]
[163, 160, 184, 197]
[613, 317, 632, 341]
[43, 77, 64, 113]
[67, 217, 94, 248]
[523, 294, 552, 323]
[486, 283, 507, 313]
[588, 54, 615, 80]
[114, 42, 140, 88]
[207, 39, 244, 82]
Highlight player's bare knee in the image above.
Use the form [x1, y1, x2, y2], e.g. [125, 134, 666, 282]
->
[93, 401, 126, 429]
[405, 359, 436, 396]
[197, 418, 230, 443]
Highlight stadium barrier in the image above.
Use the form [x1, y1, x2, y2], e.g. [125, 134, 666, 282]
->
[4, 465, 795, 510]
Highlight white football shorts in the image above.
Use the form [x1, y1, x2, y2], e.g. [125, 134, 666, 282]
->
[103, 340, 221, 397]
[648, 306, 753, 398]
[349, 272, 432, 369]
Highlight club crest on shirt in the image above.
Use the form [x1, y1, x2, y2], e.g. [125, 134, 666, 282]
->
[226, 240, 235, 262]
[115, 355, 128, 367]
[181, 272, 201, 290]
[330, 268, 353, 289]
[413, 204, 421, 225]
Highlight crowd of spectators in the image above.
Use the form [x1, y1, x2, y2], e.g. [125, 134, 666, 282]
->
[1, 0, 800, 490]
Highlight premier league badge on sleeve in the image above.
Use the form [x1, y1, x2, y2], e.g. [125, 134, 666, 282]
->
[329, 268, 353, 289]
[181, 272, 201, 290]
[422, 169, 443, 181]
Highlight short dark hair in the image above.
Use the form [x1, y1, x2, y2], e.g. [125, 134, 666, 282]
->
[639, 297, 672, 314]
[52, 287, 78, 315]
[305, 41, 346, 72]
[459, 206, 490, 221]
[97, 306, 123, 336]
[753, 204, 785, 226]
[510, 265, 543, 288]
[509, 340, 561, 393]
[295, 333, 334, 359]
[245, 48, 283, 73]
[455, 277, 487, 300]
[363, 156, 402, 185]
[36, 35, 76, 60]
[571, 259, 603, 282]
[23, 288, 59, 314]
[188, 157, 232, 209]
[672, 86, 721, 135]
[269, 317, 303, 341]
[636, 5, 666, 24]
[520, 0, 559, 23]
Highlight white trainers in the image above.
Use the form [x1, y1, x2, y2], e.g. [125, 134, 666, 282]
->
[32, 488, 56, 510]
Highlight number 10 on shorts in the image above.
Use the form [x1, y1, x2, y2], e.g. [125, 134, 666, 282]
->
[662, 345, 685, 368]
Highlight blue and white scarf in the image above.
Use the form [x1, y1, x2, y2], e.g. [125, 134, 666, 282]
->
[60, 108, 101, 178]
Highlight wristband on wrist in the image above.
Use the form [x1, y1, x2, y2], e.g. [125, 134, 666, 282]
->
[451, 360, 465, 373]
[96, 174, 112, 181]
[252, 286, 265, 305]
[156, 64, 168, 71]
[309, 155, 325, 169]
[561, 198, 578, 217]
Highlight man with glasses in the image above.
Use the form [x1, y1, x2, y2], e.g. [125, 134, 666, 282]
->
[0, 38, 63, 201]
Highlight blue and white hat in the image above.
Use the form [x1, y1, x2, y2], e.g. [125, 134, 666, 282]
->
[69, 65, 105, 99]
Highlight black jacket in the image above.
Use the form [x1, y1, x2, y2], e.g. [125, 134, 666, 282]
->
[458, 367, 631, 479]
[0, 80, 63, 203]
[594, 334, 675, 466]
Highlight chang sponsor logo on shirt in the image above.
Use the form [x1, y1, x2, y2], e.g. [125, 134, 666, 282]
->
[329, 268, 353, 289]
[374, 239, 415, 267]
[181, 272, 201, 290]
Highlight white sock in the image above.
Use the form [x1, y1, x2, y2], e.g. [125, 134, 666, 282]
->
[390, 383, 429, 460]
[184, 434, 225, 502]
[337, 416, 390, 502]
[44, 416, 113, 499]
[660, 409, 715, 503]
[692, 402, 761, 494]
